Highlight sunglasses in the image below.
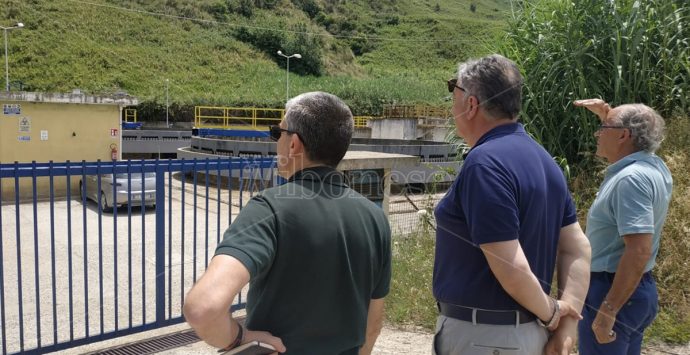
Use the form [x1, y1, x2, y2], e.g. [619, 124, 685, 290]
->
[598, 124, 628, 132]
[269, 125, 302, 142]
[447, 78, 466, 93]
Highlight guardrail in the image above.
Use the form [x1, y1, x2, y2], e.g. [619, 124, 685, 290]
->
[192, 105, 448, 131]
[194, 106, 283, 130]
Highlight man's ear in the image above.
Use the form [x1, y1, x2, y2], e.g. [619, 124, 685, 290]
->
[467, 96, 480, 120]
[288, 133, 303, 158]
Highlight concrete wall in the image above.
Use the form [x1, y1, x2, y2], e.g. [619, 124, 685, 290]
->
[1, 92, 137, 201]
[370, 118, 417, 140]
[122, 129, 193, 154]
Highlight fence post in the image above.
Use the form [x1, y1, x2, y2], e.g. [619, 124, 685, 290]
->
[155, 160, 166, 324]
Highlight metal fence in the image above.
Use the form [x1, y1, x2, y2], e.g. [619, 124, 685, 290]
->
[387, 192, 444, 236]
[0, 158, 276, 354]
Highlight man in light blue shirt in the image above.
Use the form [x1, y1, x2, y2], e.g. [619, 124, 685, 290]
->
[574, 99, 673, 355]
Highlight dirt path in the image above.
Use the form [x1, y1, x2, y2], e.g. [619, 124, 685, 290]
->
[372, 326, 690, 355]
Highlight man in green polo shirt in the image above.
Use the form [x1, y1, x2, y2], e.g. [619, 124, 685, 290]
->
[183, 91, 392, 354]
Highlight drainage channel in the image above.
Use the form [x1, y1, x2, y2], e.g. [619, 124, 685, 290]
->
[85, 329, 200, 355]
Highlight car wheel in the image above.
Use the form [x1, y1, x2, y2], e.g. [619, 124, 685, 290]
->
[100, 192, 113, 213]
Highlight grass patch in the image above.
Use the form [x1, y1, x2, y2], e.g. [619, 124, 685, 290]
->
[647, 115, 690, 344]
[387, 228, 437, 331]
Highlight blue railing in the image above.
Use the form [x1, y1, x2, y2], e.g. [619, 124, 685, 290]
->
[0, 158, 276, 354]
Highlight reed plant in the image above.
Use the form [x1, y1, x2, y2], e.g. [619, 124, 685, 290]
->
[498, 0, 689, 168]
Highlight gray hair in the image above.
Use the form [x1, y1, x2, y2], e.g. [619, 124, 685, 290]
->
[614, 104, 666, 153]
[284, 91, 354, 167]
[457, 54, 523, 120]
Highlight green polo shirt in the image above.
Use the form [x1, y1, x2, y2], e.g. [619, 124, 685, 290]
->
[215, 166, 391, 355]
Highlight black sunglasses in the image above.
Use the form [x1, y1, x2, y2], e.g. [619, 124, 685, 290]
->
[447, 78, 466, 93]
[269, 125, 302, 142]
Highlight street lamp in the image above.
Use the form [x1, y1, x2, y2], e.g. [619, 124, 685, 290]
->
[2, 22, 24, 92]
[165, 78, 169, 128]
[277, 50, 301, 101]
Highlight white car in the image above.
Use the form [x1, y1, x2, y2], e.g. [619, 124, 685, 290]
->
[79, 173, 156, 212]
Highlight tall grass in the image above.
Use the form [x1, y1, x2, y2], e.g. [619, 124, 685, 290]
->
[647, 115, 690, 343]
[498, 0, 689, 167]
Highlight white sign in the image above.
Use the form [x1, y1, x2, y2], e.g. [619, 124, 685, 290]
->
[18, 136, 30, 142]
[41, 130, 49, 141]
[19, 117, 31, 132]
[3, 104, 21, 115]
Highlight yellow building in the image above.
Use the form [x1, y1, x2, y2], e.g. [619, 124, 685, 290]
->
[1, 91, 138, 201]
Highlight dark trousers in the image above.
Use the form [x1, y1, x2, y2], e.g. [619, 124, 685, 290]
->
[578, 272, 658, 355]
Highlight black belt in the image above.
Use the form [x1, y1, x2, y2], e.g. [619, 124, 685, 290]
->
[437, 302, 536, 325]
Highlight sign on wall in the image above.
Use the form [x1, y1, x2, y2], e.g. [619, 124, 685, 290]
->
[19, 117, 31, 132]
[3, 104, 21, 115]
[18, 136, 30, 142]
[110, 128, 119, 137]
[41, 130, 48, 141]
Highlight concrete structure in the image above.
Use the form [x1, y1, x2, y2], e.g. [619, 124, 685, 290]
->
[0, 91, 138, 200]
[182, 136, 460, 184]
[122, 129, 192, 156]
[177, 148, 419, 216]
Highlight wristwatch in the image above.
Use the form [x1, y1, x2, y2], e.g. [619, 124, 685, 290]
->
[536, 297, 560, 329]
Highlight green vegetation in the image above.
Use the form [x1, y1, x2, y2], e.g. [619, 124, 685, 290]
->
[498, 0, 689, 167]
[1, 0, 509, 116]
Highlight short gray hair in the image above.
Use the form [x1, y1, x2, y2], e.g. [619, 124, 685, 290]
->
[614, 104, 666, 153]
[284, 91, 354, 167]
[457, 54, 523, 120]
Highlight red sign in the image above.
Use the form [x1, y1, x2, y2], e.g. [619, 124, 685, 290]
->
[110, 128, 119, 137]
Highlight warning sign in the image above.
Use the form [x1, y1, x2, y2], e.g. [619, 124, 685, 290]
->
[19, 117, 31, 132]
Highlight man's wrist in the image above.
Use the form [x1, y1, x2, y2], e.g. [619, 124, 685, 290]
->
[537, 297, 560, 329]
[601, 299, 618, 313]
[219, 320, 243, 352]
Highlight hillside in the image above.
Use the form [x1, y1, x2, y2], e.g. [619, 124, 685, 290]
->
[2, 0, 509, 116]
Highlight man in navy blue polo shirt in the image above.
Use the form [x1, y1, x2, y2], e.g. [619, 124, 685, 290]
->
[432, 54, 591, 355]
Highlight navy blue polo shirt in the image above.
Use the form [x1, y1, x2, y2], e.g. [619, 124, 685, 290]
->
[433, 123, 577, 311]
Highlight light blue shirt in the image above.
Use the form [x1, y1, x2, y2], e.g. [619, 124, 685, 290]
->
[586, 151, 673, 272]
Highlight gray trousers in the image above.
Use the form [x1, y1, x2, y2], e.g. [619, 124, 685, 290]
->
[432, 315, 549, 355]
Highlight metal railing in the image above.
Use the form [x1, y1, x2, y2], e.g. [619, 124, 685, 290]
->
[192, 105, 449, 132]
[382, 105, 450, 119]
[124, 109, 137, 123]
[194, 106, 284, 130]
[0, 158, 276, 354]
[354, 116, 373, 128]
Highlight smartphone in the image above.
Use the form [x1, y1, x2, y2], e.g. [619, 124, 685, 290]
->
[222, 341, 276, 355]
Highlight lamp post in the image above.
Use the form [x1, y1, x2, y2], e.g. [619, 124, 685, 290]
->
[2, 22, 24, 92]
[165, 78, 169, 128]
[277, 50, 301, 101]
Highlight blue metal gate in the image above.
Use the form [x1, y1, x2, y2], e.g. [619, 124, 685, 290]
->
[0, 158, 276, 354]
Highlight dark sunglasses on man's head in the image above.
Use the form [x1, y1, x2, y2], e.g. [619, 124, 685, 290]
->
[269, 125, 302, 142]
[447, 78, 466, 93]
